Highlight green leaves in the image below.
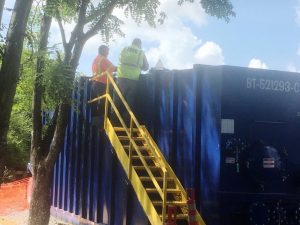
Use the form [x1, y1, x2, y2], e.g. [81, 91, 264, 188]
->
[7, 50, 35, 167]
[178, 0, 235, 22]
[201, 0, 235, 22]
[122, 0, 160, 27]
[43, 60, 74, 104]
[84, 0, 162, 43]
[99, 15, 125, 43]
[46, 0, 78, 23]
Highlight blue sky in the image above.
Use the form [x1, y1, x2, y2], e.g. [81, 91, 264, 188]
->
[200, 0, 300, 72]
[3, 0, 300, 75]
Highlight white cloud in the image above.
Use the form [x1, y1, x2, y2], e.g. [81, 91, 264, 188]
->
[248, 58, 268, 69]
[287, 63, 300, 73]
[78, 0, 218, 73]
[158, 0, 207, 27]
[194, 42, 224, 65]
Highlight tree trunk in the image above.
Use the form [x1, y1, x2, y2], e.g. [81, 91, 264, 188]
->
[31, 10, 52, 176]
[28, 0, 111, 222]
[0, 0, 5, 26]
[0, 0, 33, 179]
[29, 44, 85, 225]
[28, 162, 52, 225]
[29, 103, 68, 225]
[29, 3, 53, 224]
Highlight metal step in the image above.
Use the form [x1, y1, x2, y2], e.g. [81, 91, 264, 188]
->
[123, 145, 149, 150]
[132, 155, 156, 160]
[114, 127, 140, 132]
[133, 166, 161, 170]
[146, 188, 181, 193]
[118, 136, 144, 141]
[159, 213, 188, 220]
[140, 176, 174, 182]
[153, 201, 186, 206]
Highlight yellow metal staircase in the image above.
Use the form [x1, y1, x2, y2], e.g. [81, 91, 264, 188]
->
[89, 74, 206, 225]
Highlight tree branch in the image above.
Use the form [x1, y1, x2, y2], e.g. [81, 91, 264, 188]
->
[67, 0, 89, 53]
[56, 9, 67, 52]
[0, 0, 5, 26]
[84, 0, 118, 41]
[41, 106, 58, 156]
[44, 1, 91, 169]
[70, 37, 85, 70]
[85, 5, 107, 23]
[45, 103, 69, 168]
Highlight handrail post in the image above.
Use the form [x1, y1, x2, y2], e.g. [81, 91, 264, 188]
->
[162, 170, 167, 224]
[104, 73, 110, 128]
[128, 117, 133, 180]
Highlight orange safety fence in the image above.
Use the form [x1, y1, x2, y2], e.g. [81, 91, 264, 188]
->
[0, 177, 32, 216]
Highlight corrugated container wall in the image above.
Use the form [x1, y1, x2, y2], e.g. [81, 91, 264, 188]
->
[52, 65, 300, 225]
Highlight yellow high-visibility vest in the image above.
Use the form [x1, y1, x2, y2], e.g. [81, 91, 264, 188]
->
[117, 45, 144, 80]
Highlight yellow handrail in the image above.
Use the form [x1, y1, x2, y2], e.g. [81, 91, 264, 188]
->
[104, 75, 170, 221]
[141, 127, 187, 199]
[90, 74, 168, 202]
[89, 75, 168, 175]
[105, 94, 165, 197]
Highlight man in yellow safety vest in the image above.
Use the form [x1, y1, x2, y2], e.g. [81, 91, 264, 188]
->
[115, 38, 149, 123]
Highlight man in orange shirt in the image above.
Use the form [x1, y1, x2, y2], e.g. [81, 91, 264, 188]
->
[91, 45, 116, 119]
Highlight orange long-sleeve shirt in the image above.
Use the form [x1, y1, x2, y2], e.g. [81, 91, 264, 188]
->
[91, 55, 115, 84]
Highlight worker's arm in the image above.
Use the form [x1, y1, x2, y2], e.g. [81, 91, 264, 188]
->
[141, 53, 149, 71]
[106, 60, 116, 74]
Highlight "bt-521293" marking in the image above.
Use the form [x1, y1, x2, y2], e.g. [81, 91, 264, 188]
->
[246, 78, 300, 94]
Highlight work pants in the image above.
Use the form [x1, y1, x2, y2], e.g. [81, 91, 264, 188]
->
[91, 81, 106, 118]
[114, 77, 138, 125]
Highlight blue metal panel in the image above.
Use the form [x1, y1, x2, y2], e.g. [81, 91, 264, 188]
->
[111, 156, 128, 225]
[173, 69, 197, 188]
[57, 143, 64, 209]
[99, 136, 113, 224]
[62, 123, 69, 211]
[126, 185, 149, 225]
[82, 80, 93, 221]
[151, 70, 174, 163]
[52, 159, 58, 207]
[91, 127, 100, 223]
[71, 83, 80, 215]
[156, 70, 174, 164]
[67, 85, 77, 213]
[134, 74, 156, 128]
[74, 80, 84, 216]
[195, 65, 222, 225]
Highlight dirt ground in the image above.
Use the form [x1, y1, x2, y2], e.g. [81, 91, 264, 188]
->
[0, 178, 70, 225]
[0, 178, 71, 225]
[0, 210, 70, 225]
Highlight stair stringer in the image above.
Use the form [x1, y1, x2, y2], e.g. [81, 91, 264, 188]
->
[141, 127, 206, 225]
[105, 118, 163, 225]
